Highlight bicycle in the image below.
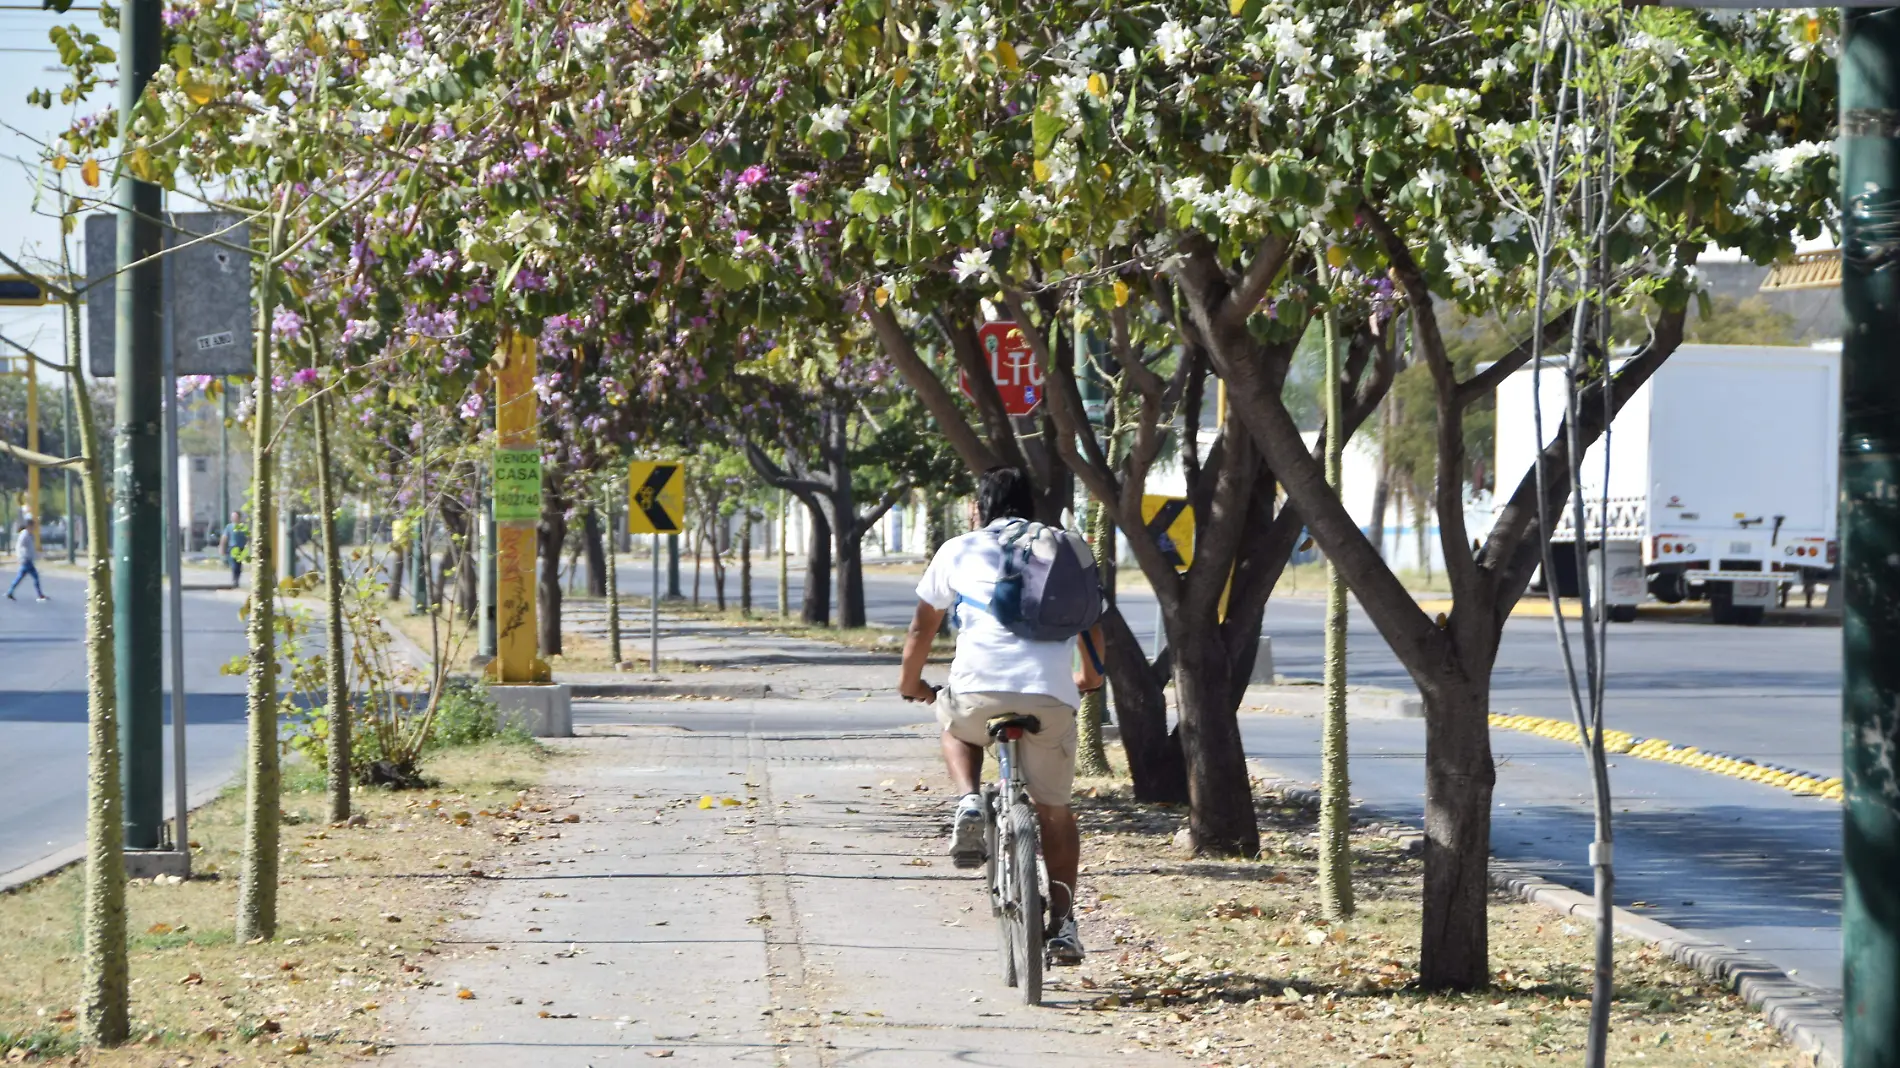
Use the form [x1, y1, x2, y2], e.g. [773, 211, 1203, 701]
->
[978, 711, 1046, 1006]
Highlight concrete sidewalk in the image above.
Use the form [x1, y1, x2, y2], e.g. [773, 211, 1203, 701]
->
[387, 725, 1184, 1067]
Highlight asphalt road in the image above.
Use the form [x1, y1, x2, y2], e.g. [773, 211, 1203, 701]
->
[0, 563, 250, 879]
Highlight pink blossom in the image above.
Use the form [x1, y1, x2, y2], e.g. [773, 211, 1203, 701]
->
[291, 367, 320, 388]
[738, 165, 769, 187]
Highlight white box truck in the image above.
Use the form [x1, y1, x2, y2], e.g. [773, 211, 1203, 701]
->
[1492, 344, 1839, 625]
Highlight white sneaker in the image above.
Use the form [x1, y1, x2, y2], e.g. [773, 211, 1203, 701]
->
[948, 793, 986, 869]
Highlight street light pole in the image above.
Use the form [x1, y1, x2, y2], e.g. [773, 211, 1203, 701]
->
[112, 0, 166, 852]
[1841, 10, 1900, 1064]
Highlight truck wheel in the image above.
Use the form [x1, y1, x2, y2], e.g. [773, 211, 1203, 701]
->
[1648, 571, 1687, 604]
[1729, 605, 1765, 626]
[1608, 604, 1638, 624]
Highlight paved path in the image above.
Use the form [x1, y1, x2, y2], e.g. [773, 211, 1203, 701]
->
[388, 714, 1183, 1067]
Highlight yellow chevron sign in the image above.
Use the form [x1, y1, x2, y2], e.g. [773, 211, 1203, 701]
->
[628, 461, 685, 534]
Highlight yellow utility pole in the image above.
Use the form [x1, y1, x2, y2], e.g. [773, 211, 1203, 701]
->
[486, 333, 550, 683]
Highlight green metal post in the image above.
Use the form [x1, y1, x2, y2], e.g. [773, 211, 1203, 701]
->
[1842, 11, 1900, 1064]
[113, 0, 165, 852]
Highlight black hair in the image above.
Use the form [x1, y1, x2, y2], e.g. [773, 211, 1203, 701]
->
[977, 467, 1036, 524]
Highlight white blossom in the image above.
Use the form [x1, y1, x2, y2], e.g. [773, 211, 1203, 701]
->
[864, 173, 893, 195]
[809, 104, 850, 136]
[1118, 46, 1138, 71]
[953, 249, 993, 283]
[1156, 20, 1193, 67]
[1745, 139, 1832, 178]
[699, 30, 727, 62]
[1200, 130, 1229, 152]
[1443, 243, 1498, 290]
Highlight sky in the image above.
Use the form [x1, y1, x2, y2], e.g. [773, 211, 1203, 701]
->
[0, 4, 109, 362]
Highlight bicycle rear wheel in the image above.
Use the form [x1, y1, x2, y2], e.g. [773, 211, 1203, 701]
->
[1009, 799, 1043, 1006]
[984, 787, 1016, 988]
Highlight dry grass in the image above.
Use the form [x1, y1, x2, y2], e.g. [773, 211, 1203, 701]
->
[0, 741, 563, 1065]
[1067, 775, 1800, 1067]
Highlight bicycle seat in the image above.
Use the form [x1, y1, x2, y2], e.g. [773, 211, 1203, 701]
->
[986, 713, 1043, 739]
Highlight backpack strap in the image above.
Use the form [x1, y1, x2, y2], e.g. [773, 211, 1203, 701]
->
[1080, 629, 1105, 675]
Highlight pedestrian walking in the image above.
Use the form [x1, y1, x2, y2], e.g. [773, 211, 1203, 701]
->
[7, 519, 44, 602]
[220, 510, 249, 587]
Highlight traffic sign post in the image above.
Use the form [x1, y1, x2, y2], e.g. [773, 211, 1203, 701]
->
[628, 460, 684, 674]
[960, 321, 1044, 417]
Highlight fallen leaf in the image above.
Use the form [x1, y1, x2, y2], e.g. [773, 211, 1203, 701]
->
[456, 988, 475, 1000]
[147, 922, 174, 935]
[646, 1053, 674, 1060]
[179, 973, 203, 986]
[285, 1036, 310, 1054]
[556, 813, 580, 823]
[538, 1011, 577, 1019]
[697, 796, 716, 809]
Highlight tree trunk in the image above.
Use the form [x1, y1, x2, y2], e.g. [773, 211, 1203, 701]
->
[1418, 675, 1496, 990]
[604, 507, 622, 667]
[315, 395, 350, 823]
[537, 476, 567, 657]
[1169, 623, 1259, 855]
[1075, 500, 1113, 777]
[582, 508, 607, 598]
[692, 525, 703, 605]
[801, 497, 832, 626]
[834, 510, 866, 629]
[712, 517, 728, 612]
[1099, 606, 1188, 803]
[439, 481, 477, 620]
[740, 515, 753, 618]
[237, 246, 282, 945]
[68, 295, 127, 1046]
[925, 491, 951, 556]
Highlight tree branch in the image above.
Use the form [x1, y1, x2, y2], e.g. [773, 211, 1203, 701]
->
[0, 438, 84, 469]
[862, 298, 1003, 473]
[1484, 303, 1689, 603]
[1222, 234, 1295, 331]
[1364, 206, 1480, 599]
[1455, 305, 1579, 408]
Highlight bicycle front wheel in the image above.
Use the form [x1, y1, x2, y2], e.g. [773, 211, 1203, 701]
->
[1009, 799, 1043, 1006]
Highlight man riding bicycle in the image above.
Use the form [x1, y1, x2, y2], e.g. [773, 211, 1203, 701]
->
[898, 467, 1106, 966]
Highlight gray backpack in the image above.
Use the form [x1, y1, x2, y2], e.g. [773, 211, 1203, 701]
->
[960, 520, 1104, 642]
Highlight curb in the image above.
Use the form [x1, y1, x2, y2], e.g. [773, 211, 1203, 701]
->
[1243, 680, 1423, 719]
[566, 681, 774, 700]
[1257, 774, 1840, 1067]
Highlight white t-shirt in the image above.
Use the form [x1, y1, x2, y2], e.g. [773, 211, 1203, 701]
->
[14, 527, 33, 563]
[916, 521, 1079, 708]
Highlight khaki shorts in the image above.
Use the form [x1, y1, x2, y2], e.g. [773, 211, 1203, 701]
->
[936, 688, 1078, 807]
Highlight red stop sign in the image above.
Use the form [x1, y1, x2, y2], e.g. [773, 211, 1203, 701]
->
[959, 321, 1044, 417]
